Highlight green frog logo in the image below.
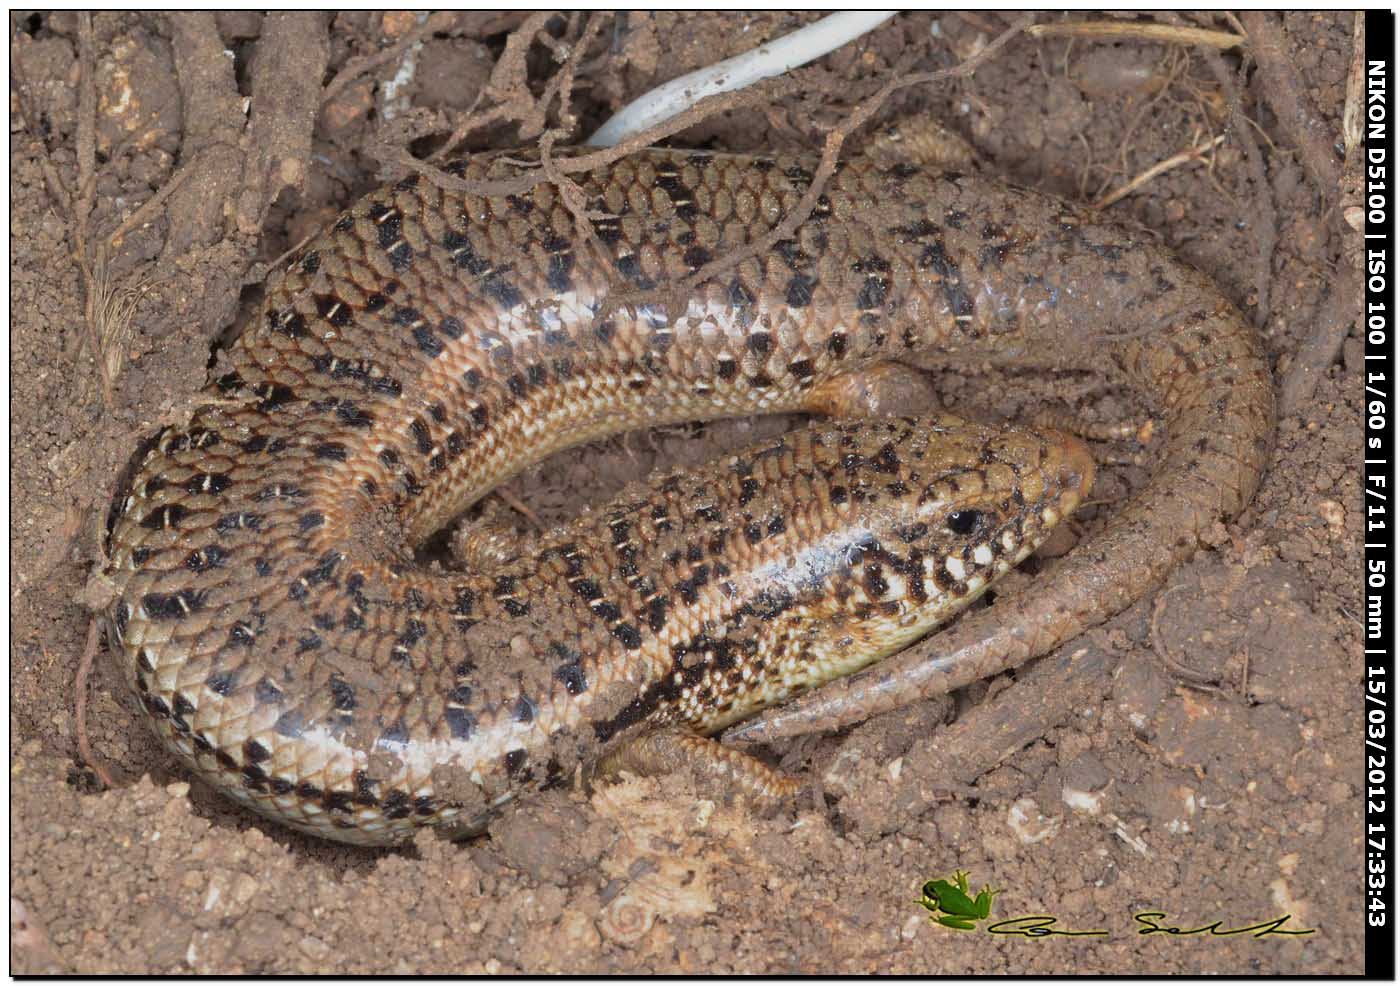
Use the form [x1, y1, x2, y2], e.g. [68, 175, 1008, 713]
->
[915, 870, 1001, 931]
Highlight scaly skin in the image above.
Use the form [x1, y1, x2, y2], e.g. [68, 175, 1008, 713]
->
[103, 148, 1271, 844]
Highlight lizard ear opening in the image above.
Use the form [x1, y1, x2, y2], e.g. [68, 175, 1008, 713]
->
[945, 509, 983, 536]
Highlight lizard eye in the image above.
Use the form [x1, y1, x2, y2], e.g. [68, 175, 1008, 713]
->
[946, 510, 982, 536]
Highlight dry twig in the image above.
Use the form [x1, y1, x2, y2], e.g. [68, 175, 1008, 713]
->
[1240, 11, 1342, 201]
[1199, 44, 1277, 327]
[1280, 260, 1362, 417]
[1343, 11, 1366, 161]
[1277, 12, 1366, 415]
[1028, 19, 1244, 50]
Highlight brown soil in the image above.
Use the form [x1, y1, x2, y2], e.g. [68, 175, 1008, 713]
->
[10, 11, 1362, 974]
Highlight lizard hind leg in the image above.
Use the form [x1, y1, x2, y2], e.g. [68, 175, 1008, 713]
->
[802, 360, 941, 419]
[1030, 409, 1155, 468]
[595, 731, 800, 816]
[863, 116, 979, 173]
[450, 495, 540, 569]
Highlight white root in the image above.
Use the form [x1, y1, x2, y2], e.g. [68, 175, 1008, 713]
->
[586, 11, 897, 148]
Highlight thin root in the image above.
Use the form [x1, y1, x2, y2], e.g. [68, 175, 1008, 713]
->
[1095, 134, 1225, 210]
[492, 485, 546, 533]
[75, 616, 116, 789]
[1149, 585, 1222, 688]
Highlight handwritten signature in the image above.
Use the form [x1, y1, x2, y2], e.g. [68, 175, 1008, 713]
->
[981, 912, 1314, 940]
[1132, 912, 1315, 939]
